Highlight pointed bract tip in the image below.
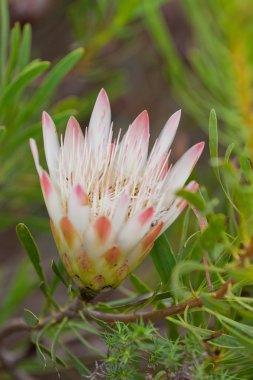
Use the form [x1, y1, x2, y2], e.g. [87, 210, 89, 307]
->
[165, 109, 180, 127]
[131, 110, 149, 137]
[98, 88, 110, 105]
[69, 115, 78, 123]
[169, 109, 181, 124]
[138, 110, 149, 122]
[66, 115, 81, 135]
[185, 142, 205, 167]
[174, 109, 181, 118]
[162, 110, 181, 138]
[195, 141, 205, 155]
[42, 110, 49, 119]
[42, 111, 53, 128]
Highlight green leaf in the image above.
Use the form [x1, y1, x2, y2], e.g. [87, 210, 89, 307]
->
[51, 259, 69, 288]
[16, 48, 84, 124]
[6, 22, 21, 82]
[70, 319, 101, 336]
[0, 125, 6, 141]
[51, 317, 68, 362]
[224, 142, 235, 162]
[104, 290, 173, 311]
[226, 264, 253, 285]
[39, 343, 67, 368]
[177, 189, 206, 212]
[208, 110, 239, 212]
[92, 316, 115, 333]
[0, 0, 9, 88]
[17, 23, 31, 71]
[36, 344, 47, 367]
[209, 109, 219, 179]
[130, 273, 152, 294]
[49, 260, 72, 299]
[16, 223, 46, 285]
[179, 207, 190, 253]
[199, 214, 226, 250]
[240, 154, 253, 183]
[150, 233, 176, 285]
[39, 282, 60, 310]
[171, 261, 224, 298]
[24, 308, 39, 327]
[0, 60, 50, 109]
[35, 321, 54, 367]
[217, 314, 253, 350]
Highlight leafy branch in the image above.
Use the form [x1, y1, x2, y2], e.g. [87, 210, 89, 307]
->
[0, 279, 234, 343]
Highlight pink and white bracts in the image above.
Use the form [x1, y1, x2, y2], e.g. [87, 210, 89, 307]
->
[30, 89, 204, 292]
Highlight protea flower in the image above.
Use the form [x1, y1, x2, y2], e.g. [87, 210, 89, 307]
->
[30, 89, 204, 294]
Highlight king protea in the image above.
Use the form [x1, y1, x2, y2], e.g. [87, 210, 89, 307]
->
[30, 89, 204, 293]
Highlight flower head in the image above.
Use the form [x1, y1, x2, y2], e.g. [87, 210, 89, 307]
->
[30, 89, 204, 293]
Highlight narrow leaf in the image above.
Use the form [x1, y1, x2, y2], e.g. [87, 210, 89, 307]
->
[240, 155, 253, 183]
[209, 108, 219, 179]
[17, 23, 32, 70]
[177, 189, 206, 211]
[224, 142, 235, 162]
[130, 274, 152, 294]
[208, 109, 238, 211]
[0, 0, 9, 88]
[0, 125, 6, 141]
[39, 343, 67, 368]
[51, 260, 69, 288]
[24, 308, 39, 327]
[51, 317, 68, 362]
[6, 22, 21, 82]
[16, 223, 46, 285]
[16, 48, 84, 124]
[35, 321, 54, 367]
[150, 233, 176, 285]
[0, 60, 50, 109]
